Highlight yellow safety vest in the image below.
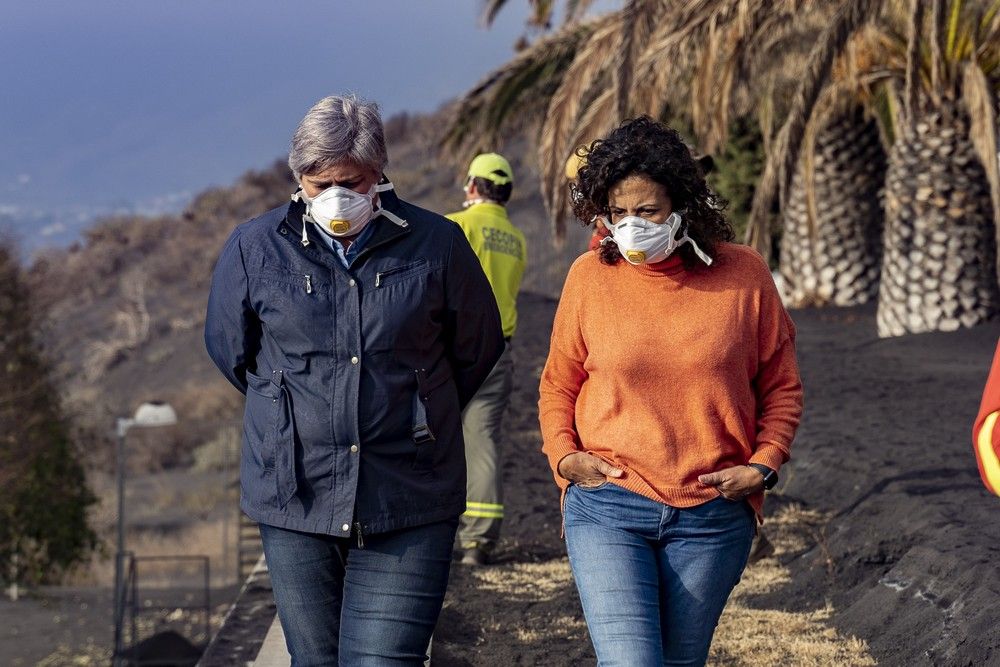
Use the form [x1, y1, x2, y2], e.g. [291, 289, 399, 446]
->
[447, 202, 526, 338]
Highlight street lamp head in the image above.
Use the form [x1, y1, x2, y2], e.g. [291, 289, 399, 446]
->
[132, 401, 178, 428]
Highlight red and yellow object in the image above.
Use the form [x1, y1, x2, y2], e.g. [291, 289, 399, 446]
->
[973, 340, 1000, 495]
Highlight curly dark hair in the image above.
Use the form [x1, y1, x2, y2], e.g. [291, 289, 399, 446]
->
[572, 116, 734, 267]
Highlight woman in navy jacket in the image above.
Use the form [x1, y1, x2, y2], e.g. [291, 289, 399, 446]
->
[205, 94, 504, 665]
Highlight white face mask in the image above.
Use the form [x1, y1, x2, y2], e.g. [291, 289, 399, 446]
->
[605, 212, 713, 266]
[301, 182, 394, 238]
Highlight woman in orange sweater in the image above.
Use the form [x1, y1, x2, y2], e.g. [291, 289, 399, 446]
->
[539, 117, 802, 665]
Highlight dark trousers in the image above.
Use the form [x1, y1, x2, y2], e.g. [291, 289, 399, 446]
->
[259, 518, 458, 666]
[458, 343, 514, 549]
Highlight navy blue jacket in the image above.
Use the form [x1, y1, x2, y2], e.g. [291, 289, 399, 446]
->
[205, 185, 504, 538]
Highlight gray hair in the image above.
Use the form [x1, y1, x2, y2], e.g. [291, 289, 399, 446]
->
[288, 94, 388, 179]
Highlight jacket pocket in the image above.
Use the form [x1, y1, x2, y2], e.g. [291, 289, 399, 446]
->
[374, 260, 433, 288]
[244, 369, 299, 509]
[411, 363, 454, 472]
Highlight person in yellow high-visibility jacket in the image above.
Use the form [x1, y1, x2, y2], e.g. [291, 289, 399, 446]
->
[446, 153, 527, 565]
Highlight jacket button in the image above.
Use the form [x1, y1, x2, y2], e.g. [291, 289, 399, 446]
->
[279, 227, 288, 235]
[348, 279, 356, 287]
[350, 444, 359, 453]
[342, 524, 350, 532]
[351, 356, 359, 365]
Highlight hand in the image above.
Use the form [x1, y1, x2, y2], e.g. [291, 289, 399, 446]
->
[698, 465, 764, 501]
[558, 452, 623, 487]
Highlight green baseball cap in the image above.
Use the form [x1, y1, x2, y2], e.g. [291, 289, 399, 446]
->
[467, 153, 513, 185]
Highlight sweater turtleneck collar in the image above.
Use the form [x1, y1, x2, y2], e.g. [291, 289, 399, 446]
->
[630, 253, 686, 276]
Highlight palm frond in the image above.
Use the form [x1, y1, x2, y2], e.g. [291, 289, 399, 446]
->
[962, 61, 1000, 234]
[946, 0, 963, 59]
[481, 0, 555, 28]
[756, 79, 777, 151]
[691, 18, 724, 148]
[440, 20, 595, 156]
[531, 0, 558, 27]
[930, 0, 946, 97]
[745, 0, 885, 256]
[870, 78, 900, 147]
[536, 16, 627, 238]
[904, 0, 926, 124]
[551, 88, 619, 239]
[565, 0, 599, 24]
[800, 85, 849, 243]
[979, 0, 1000, 60]
[612, 0, 651, 121]
[481, 0, 509, 27]
[628, 29, 680, 123]
[638, 0, 826, 152]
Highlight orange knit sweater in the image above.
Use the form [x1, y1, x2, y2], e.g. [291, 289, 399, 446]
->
[539, 243, 802, 519]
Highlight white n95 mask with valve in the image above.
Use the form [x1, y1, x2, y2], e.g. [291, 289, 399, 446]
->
[301, 182, 394, 238]
[605, 212, 713, 266]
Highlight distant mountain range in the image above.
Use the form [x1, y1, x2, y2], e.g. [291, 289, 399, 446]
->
[2, 194, 192, 257]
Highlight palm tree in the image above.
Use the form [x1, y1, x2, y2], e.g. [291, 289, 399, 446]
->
[747, 0, 1000, 336]
[779, 96, 887, 307]
[877, 0, 1000, 335]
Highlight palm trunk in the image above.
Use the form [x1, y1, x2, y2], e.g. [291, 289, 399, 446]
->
[779, 107, 886, 307]
[877, 106, 1000, 337]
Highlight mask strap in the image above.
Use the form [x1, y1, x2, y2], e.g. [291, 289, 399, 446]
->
[371, 181, 408, 227]
[291, 188, 311, 245]
[677, 234, 713, 265]
[671, 213, 712, 265]
[377, 207, 409, 228]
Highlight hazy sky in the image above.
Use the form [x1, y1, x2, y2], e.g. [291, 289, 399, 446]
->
[0, 1, 535, 221]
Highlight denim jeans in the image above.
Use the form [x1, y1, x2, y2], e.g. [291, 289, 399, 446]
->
[564, 483, 755, 666]
[259, 518, 458, 666]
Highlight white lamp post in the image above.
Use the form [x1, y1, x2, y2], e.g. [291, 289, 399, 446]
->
[113, 401, 178, 666]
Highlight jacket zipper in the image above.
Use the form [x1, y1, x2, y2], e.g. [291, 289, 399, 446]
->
[375, 265, 413, 288]
[304, 274, 313, 294]
[355, 522, 365, 549]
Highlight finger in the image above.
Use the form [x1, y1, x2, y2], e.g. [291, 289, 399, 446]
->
[698, 471, 727, 486]
[594, 458, 624, 478]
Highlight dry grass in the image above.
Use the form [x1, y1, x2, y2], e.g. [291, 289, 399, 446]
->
[708, 504, 876, 666]
[471, 559, 575, 602]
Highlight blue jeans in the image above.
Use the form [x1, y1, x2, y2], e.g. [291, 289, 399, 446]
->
[564, 483, 755, 666]
[259, 518, 458, 666]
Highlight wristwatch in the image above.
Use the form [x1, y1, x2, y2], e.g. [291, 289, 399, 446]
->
[748, 463, 778, 491]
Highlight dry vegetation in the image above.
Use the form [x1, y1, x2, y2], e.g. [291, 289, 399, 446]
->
[709, 506, 876, 666]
